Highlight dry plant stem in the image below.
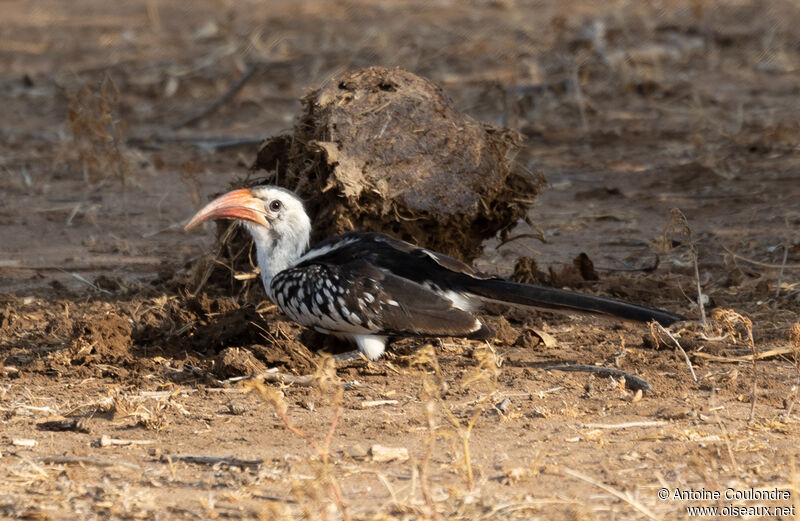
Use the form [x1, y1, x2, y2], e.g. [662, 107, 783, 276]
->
[459, 413, 478, 489]
[664, 208, 705, 325]
[250, 370, 360, 389]
[790, 323, 800, 390]
[563, 468, 659, 521]
[454, 365, 496, 489]
[651, 323, 697, 382]
[60, 269, 112, 294]
[776, 245, 789, 297]
[270, 393, 334, 463]
[67, 75, 132, 214]
[442, 345, 499, 490]
[571, 65, 589, 133]
[40, 456, 140, 471]
[162, 455, 262, 468]
[721, 245, 800, 269]
[171, 64, 257, 129]
[792, 456, 800, 517]
[582, 421, 667, 429]
[321, 388, 344, 465]
[692, 249, 707, 326]
[322, 401, 350, 521]
[248, 379, 351, 521]
[709, 388, 739, 473]
[712, 309, 758, 422]
[420, 402, 440, 521]
[251, 494, 297, 504]
[496, 231, 546, 249]
[375, 473, 399, 506]
[99, 436, 155, 447]
[748, 347, 757, 422]
[142, 135, 265, 150]
[692, 346, 793, 363]
[547, 364, 653, 391]
[716, 418, 739, 473]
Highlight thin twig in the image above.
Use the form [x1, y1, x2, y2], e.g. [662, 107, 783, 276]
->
[361, 400, 399, 408]
[651, 323, 697, 382]
[563, 467, 660, 521]
[99, 435, 156, 447]
[58, 269, 112, 294]
[40, 456, 141, 471]
[707, 387, 739, 473]
[6, 256, 163, 271]
[262, 382, 352, 521]
[721, 245, 800, 269]
[692, 346, 793, 363]
[252, 370, 361, 389]
[37, 418, 90, 433]
[162, 135, 265, 150]
[582, 421, 667, 430]
[496, 232, 546, 249]
[161, 454, 263, 468]
[138, 389, 197, 399]
[712, 309, 757, 422]
[776, 245, 789, 297]
[692, 250, 707, 326]
[547, 364, 652, 391]
[696, 332, 729, 342]
[601, 253, 660, 273]
[321, 389, 343, 464]
[571, 66, 589, 133]
[172, 64, 257, 129]
[251, 494, 297, 504]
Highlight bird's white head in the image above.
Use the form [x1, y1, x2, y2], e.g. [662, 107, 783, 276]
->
[184, 185, 311, 296]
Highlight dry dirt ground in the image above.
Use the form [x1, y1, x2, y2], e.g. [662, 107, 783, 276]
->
[2, 1, 800, 519]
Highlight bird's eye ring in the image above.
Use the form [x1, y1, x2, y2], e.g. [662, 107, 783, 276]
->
[269, 200, 282, 212]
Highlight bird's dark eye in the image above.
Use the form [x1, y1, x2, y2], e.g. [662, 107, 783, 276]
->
[269, 200, 282, 212]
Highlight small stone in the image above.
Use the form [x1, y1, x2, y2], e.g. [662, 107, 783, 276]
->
[370, 444, 409, 462]
[505, 467, 528, 485]
[530, 406, 550, 418]
[227, 402, 247, 415]
[495, 398, 511, 414]
[346, 444, 369, 459]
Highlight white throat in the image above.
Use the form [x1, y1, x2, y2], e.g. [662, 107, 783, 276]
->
[247, 223, 309, 300]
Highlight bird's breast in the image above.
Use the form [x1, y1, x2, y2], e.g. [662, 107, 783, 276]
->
[270, 267, 378, 334]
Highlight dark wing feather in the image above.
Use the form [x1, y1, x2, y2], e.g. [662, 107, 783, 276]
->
[298, 232, 489, 287]
[360, 262, 485, 337]
[463, 279, 683, 326]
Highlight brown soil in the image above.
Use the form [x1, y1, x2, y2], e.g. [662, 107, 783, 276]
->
[1, 1, 799, 520]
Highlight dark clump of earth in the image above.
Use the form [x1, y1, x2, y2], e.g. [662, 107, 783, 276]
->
[69, 314, 134, 365]
[211, 66, 545, 277]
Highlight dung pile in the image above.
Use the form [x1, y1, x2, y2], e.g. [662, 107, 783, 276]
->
[249, 66, 544, 261]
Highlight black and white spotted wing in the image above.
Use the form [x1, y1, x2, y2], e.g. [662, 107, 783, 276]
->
[269, 258, 488, 339]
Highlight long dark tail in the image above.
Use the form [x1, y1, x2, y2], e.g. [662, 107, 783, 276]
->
[466, 279, 683, 326]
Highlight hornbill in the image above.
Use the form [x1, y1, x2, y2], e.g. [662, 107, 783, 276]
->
[185, 186, 683, 360]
